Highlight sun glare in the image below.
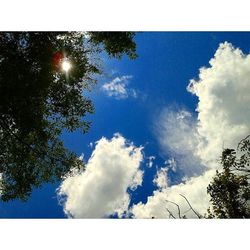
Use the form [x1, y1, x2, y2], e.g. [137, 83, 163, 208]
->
[62, 60, 71, 72]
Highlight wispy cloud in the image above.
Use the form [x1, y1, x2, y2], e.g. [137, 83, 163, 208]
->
[101, 75, 138, 100]
[154, 107, 205, 177]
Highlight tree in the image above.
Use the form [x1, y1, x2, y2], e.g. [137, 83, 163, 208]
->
[0, 32, 137, 201]
[207, 135, 250, 218]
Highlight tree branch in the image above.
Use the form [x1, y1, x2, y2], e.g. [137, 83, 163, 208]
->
[165, 208, 176, 219]
[179, 194, 202, 219]
[237, 134, 250, 151]
[165, 199, 181, 218]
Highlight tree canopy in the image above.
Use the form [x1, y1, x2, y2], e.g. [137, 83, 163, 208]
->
[207, 135, 250, 218]
[0, 32, 137, 201]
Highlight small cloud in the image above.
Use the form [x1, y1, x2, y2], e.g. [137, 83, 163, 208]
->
[153, 167, 168, 190]
[146, 156, 155, 168]
[130, 169, 144, 191]
[101, 75, 138, 100]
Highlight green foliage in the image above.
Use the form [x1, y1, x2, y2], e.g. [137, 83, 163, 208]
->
[0, 32, 137, 201]
[89, 32, 137, 59]
[207, 136, 250, 218]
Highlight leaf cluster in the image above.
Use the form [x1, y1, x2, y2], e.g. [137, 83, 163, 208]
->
[207, 136, 250, 218]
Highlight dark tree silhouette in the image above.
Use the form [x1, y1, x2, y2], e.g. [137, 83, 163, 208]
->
[0, 32, 137, 201]
[207, 135, 250, 218]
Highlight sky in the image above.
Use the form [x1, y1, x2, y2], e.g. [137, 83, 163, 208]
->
[1, 32, 250, 218]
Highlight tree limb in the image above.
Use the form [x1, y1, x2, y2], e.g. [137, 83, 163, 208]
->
[179, 194, 202, 219]
[165, 199, 181, 218]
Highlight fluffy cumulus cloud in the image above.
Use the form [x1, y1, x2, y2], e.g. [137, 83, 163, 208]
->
[132, 42, 250, 218]
[187, 42, 250, 167]
[101, 75, 137, 99]
[58, 133, 143, 218]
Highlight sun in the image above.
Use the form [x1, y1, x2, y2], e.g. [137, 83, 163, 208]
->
[62, 60, 71, 72]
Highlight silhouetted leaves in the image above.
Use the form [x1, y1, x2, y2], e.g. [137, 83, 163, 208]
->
[89, 32, 137, 59]
[207, 136, 250, 218]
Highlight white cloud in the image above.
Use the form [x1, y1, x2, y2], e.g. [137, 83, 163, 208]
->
[130, 170, 144, 191]
[188, 42, 250, 168]
[131, 169, 215, 218]
[146, 156, 155, 168]
[58, 133, 143, 218]
[132, 42, 250, 218]
[101, 75, 138, 100]
[153, 167, 168, 190]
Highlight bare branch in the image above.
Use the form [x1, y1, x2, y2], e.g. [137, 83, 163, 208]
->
[165, 208, 176, 219]
[179, 194, 202, 219]
[165, 199, 181, 218]
[237, 134, 250, 151]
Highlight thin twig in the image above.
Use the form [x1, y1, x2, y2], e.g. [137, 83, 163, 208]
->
[165, 199, 181, 218]
[237, 134, 250, 151]
[179, 194, 202, 219]
[165, 208, 176, 219]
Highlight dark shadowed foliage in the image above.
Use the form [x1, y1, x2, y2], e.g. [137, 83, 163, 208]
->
[0, 32, 137, 201]
[207, 135, 250, 218]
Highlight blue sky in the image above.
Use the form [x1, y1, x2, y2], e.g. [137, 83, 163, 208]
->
[1, 32, 250, 218]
